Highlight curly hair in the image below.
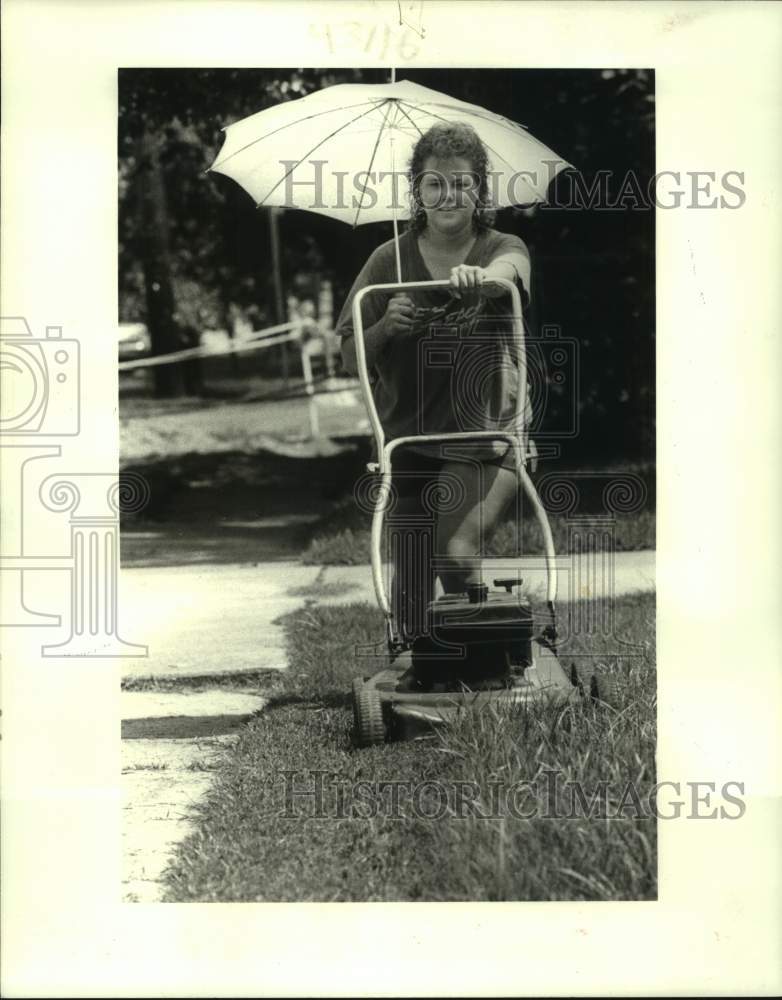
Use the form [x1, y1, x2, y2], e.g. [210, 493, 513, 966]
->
[406, 122, 496, 235]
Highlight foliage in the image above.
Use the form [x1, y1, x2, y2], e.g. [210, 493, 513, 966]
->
[119, 68, 378, 328]
[119, 68, 654, 457]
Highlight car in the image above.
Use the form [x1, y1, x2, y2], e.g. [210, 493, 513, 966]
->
[118, 322, 151, 362]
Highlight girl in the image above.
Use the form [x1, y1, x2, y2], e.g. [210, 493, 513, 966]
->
[336, 121, 533, 643]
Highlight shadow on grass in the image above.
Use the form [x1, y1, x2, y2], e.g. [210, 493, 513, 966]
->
[284, 580, 361, 600]
[263, 690, 353, 711]
[122, 714, 257, 740]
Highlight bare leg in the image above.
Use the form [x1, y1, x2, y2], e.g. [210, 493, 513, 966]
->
[434, 459, 519, 594]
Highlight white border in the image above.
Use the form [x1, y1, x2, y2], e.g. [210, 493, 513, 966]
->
[2, 1, 781, 995]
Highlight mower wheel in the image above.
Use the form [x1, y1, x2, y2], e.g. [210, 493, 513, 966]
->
[353, 685, 386, 747]
[589, 671, 620, 707]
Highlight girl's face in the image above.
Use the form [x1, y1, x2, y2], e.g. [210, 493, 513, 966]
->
[417, 155, 479, 237]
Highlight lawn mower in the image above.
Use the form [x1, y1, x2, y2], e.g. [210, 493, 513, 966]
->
[349, 277, 584, 746]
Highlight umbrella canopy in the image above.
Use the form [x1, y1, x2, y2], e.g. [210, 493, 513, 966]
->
[209, 79, 572, 227]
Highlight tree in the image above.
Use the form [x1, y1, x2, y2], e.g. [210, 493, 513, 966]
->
[119, 67, 655, 461]
[119, 68, 375, 395]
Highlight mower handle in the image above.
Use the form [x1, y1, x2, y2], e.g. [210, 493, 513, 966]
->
[351, 278, 527, 461]
[349, 278, 558, 627]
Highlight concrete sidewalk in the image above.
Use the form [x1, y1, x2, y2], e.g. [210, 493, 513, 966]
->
[120, 550, 654, 901]
[318, 553, 656, 611]
[122, 688, 266, 902]
[120, 551, 655, 681]
[120, 562, 322, 679]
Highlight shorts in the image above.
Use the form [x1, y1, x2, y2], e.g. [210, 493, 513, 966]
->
[387, 443, 518, 499]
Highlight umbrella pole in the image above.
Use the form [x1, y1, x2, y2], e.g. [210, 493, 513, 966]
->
[392, 215, 402, 283]
[389, 67, 402, 283]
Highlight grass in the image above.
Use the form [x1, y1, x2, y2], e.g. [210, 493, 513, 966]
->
[301, 459, 656, 564]
[122, 669, 280, 693]
[302, 494, 655, 565]
[164, 592, 656, 902]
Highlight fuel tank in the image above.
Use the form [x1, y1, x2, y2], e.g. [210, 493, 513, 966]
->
[411, 582, 534, 685]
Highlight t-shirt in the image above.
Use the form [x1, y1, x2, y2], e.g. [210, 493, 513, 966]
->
[335, 227, 533, 459]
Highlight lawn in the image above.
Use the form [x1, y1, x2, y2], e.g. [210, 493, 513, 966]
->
[164, 592, 656, 902]
[303, 497, 655, 565]
[301, 461, 656, 564]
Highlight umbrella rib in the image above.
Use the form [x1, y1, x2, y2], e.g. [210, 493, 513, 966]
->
[254, 101, 400, 207]
[398, 101, 547, 180]
[212, 98, 390, 170]
[393, 101, 425, 137]
[398, 102, 525, 178]
[350, 100, 398, 226]
[403, 99, 531, 136]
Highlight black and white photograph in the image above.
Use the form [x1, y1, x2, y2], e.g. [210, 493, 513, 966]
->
[117, 64, 657, 904]
[2, 1, 781, 996]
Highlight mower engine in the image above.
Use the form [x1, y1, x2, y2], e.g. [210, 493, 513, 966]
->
[411, 579, 534, 690]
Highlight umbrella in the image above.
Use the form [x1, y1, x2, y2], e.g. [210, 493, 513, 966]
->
[209, 78, 572, 280]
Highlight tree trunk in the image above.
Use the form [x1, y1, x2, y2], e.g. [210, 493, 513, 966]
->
[136, 127, 185, 397]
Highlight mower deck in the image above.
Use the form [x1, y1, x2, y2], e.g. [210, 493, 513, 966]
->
[352, 638, 577, 745]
